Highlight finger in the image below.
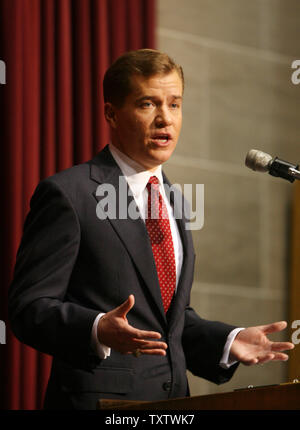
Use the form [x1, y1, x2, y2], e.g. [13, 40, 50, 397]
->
[121, 339, 168, 355]
[257, 321, 287, 335]
[141, 349, 167, 356]
[270, 341, 295, 352]
[241, 353, 275, 366]
[255, 351, 290, 364]
[131, 339, 168, 350]
[269, 352, 289, 362]
[132, 348, 167, 356]
[125, 325, 162, 340]
[240, 356, 259, 366]
[114, 295, 135, 318]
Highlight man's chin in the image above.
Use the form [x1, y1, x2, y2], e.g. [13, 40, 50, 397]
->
[148, 146, 175, 164]
[145, 154, 173, 170]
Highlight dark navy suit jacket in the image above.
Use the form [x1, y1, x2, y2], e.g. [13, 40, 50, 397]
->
[9, 145, 238, 409]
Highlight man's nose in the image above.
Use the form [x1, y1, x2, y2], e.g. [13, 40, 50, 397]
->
[155, 107, 172, 128]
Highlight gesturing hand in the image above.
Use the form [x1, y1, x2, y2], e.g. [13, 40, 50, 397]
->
[230, 321, 295, 365]
[97, 295, 168, 356]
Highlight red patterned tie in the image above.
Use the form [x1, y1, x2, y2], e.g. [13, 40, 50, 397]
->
[146, 176, 176, 313]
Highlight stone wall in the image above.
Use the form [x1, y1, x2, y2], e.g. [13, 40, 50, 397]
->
[157, 0, 300, 395]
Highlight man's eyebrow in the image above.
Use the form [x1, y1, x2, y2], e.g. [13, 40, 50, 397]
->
[135, 95, 183, 102]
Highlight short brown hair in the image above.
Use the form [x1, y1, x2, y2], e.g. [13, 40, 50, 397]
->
[103, 49, 184, 107]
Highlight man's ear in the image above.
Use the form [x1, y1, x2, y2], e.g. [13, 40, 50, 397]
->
[104, 103, 117, 128]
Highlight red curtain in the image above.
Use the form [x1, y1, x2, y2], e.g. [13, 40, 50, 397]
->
[0, 0, 156, 410]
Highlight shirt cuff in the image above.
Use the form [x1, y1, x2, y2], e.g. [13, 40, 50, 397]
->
[91, 313, 111, 359]
[219, 327, 245, 369]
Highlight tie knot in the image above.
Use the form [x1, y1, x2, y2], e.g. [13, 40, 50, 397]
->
[147, 175, 159, 189]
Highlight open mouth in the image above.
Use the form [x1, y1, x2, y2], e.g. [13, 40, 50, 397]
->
[151, 134, 171, 144]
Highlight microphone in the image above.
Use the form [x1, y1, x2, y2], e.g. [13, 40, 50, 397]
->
[245, 149, 300, 183]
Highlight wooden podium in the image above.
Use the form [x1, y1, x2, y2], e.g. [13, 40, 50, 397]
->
[98, 381, 300, 410]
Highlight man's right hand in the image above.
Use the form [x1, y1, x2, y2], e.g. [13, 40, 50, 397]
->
[97, 295, 168, 356]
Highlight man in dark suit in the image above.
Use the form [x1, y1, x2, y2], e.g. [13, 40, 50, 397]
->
[8, 49, 294, 410]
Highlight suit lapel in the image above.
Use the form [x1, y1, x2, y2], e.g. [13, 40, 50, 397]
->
[89, 146, 167, 325]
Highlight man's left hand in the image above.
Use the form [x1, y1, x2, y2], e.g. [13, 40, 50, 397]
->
[230, 321, 295, 365]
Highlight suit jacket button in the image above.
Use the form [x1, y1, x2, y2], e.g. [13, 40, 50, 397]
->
[162, 381, 172, 391]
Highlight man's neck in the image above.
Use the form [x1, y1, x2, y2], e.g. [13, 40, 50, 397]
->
[109, 143, 161, 174]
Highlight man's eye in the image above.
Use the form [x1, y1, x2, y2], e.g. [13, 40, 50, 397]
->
[141, 102, 153, 108]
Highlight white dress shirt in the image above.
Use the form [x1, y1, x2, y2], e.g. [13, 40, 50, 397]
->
[91, 143, 242, 368]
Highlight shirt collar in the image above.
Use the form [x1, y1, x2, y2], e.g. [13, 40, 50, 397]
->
[108, 143, 164, 199]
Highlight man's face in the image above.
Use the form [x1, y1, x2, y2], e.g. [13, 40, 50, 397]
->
[105, 71, 183, 171]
